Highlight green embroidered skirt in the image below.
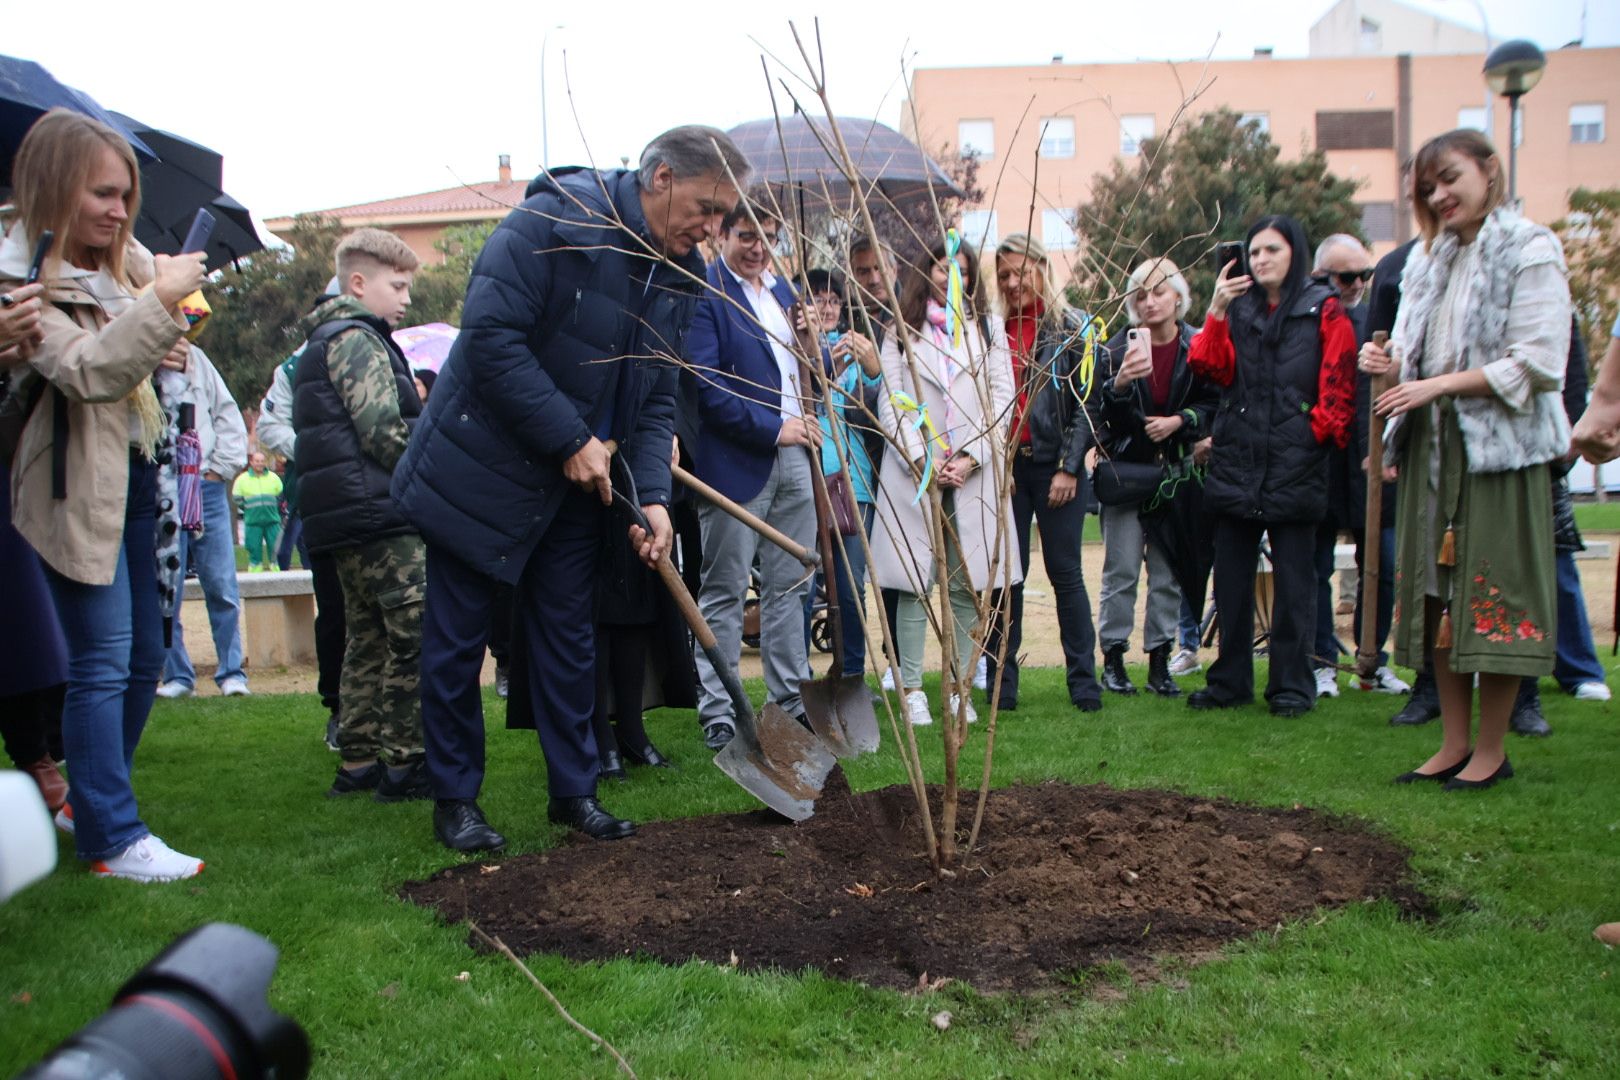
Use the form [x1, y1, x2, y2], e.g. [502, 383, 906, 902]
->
[1390, 400, 1556, 677]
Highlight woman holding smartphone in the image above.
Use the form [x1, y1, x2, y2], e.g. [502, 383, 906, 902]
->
[1359, 129, 1570, 790]
[1187, 216, 1357, 716]
[872, 236, 1017, 728]
[1094, 257, 1217, 697]
[1, 109, 208, 880]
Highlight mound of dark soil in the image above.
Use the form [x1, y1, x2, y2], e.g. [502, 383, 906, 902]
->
[402, 776, 1426, 992]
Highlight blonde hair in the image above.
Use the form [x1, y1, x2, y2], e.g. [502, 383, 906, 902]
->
[994, 232, 1067, 320]
[1123, 257, 1191, 325]
[1411, 128, 1506, 247]
[10, 108, 142, 288]
[334, 228, 420, 282]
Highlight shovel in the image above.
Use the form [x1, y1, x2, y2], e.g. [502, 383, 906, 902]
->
[609, 456, 836, 821]
[1356, 330, 1393, 680]
[672, 462, 819, 571]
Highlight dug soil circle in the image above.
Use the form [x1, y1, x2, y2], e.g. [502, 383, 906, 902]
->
[402, 775, 1427, 993]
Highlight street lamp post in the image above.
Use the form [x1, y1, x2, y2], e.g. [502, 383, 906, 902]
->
[1483, 39, 1547, 203]
[540, 24, 565, 172]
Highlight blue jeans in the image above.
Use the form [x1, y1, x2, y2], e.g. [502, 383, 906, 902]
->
[1553, 548, 1605, 690]
[276, 513, 303, 571]
[804, 503, 874, 677]
[162, 479, 245, 688]
[1179, 597, 1200, 651]
[44, 453, 163, 859]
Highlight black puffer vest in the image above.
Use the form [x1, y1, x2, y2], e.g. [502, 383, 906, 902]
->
[1204, 280, 1336, 523]
[292, 317, 421, 553]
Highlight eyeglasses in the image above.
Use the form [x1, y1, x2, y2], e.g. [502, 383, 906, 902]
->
[1334, 269, 1373, 286]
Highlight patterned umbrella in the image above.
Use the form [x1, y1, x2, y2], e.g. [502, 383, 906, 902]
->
[175, 403, 203, 533]
[724, 114, 963, 210]
[392, 323, 459, 374]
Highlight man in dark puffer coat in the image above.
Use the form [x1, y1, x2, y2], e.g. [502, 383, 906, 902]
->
[392, 126, 749, 850]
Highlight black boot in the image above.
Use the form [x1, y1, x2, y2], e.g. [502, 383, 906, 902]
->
[548, 796, 636, 839]
[1389, 666, 1441, 726]
[1101, 644, 1137, 695]
[1145, 643, 1181, 697]
[1510, 678, 1552, 737]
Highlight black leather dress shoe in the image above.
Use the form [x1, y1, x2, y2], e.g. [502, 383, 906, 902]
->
[1390, 669, 1440, 726]
[1187, 689, 1249, 711]
[548, 796, 636, 839]
[599, 750, 627, 783]
[1443, 757, 1514, 791]
[1073, 697, 1102, 713]
[620, 741, 673, 768]
[1269, 699, 1312, 718]
[434, 799, 506, 852]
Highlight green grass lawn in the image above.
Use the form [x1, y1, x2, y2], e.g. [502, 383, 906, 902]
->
[3, 663, 1618, 1078]
[1575, 501, 1620, 534]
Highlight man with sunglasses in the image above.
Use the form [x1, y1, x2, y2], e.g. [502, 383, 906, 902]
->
[1309, 234, 1411, 700]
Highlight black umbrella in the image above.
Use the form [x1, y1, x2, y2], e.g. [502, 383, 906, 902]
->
[0, 55, 155, 185]
[726, 114, 963, 210]
[110, 115, 265, 272]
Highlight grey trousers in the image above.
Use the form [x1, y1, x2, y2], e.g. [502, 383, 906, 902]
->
[1098, 503, 1181, 651]
[693, 446, 817, 727]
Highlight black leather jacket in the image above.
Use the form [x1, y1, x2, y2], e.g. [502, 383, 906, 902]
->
[1012, 308, 1102, 474]
[1095, 321, 1217, 465]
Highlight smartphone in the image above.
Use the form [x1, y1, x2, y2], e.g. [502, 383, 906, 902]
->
[1214, 240, 1246, 278]
[180, 208, 216, 255]
[24, 230, 55, 285]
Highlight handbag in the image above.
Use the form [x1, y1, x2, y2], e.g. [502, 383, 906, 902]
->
[1091, 456, 1166, 507]
[824, 468, 861, 537]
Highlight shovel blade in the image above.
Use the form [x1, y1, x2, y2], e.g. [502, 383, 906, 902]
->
[715, 702, 837, 821]
[799, 675, 882, 759]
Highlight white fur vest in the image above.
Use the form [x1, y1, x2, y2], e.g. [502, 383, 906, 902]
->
[1389, 208, 1570, 473]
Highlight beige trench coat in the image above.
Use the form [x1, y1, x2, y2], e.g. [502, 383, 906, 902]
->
[5, 244, 186, 585]
[870, 318, 1023, 595]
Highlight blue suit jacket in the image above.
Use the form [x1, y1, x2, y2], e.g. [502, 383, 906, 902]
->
[686, 260, 806, 504]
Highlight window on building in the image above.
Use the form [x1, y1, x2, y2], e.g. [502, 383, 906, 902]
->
[1359, 202, 1397, 244]
[1039, 117, 1075, 158]
[1120, 114, 1155, 156]
[1359, 17, 1381, 53]
[1457, 106, 1488, 132]
[958, 119, 994, 158]
[1042, 208, 1078, 251]
[960, 209, 999, 252]
[1571, 103, 1605, 144]
[1239, 112, 1271, 136]
[1315, 110, 1395, 150]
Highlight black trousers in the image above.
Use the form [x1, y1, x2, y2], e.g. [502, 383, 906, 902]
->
[307, 549, 346, 715]
[1207, 516, 1317, 709]
[987, 452, 1101, 707]
[420, 490, 604, 801]
[0, 685, 64, 766]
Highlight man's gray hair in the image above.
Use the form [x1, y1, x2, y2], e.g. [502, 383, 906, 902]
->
[1313, 232, 1368, 271]
[638, 125, 752, 190]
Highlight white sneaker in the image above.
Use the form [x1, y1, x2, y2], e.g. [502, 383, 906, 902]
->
[904, 690, 934, 727]
[1354, 666, 1411, 695]
[54, 803, 75, 835]
[90, 834, 204, 883]
[1314, 667, 1340, 699]
[1574, 681, 1612, 702]
[972, 655, 989, 691]
[1168, 648, 1201, 676]
[880, 667, 897, 692]
[219, 676, 250, 697]
[155, 681, 193, 699]
[948, 693, 978, 724]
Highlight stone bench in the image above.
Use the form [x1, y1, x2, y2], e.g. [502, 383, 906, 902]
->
[183, 570, 315, 668]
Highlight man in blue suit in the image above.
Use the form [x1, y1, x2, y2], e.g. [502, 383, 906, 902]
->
[393, 126, 750, 850]
[688, 201, 823, 749]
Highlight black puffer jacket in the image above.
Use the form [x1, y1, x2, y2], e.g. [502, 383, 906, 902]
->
[1016, 309, 1103, 474]
[1202, 279, 1340, 523]
[1094, 321, 1217, 467]
[292, 312, 421, 553]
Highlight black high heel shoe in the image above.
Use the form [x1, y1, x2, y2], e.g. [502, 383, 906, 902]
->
[1443, 757, 1513, 791]
[1393, 755, 1471, 784]
[619, 740, 673, 769]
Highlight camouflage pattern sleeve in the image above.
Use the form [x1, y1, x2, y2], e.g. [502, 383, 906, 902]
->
[327, 328, 409, 470]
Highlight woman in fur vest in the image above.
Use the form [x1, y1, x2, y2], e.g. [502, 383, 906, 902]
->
[1359, 129, 1571, 791]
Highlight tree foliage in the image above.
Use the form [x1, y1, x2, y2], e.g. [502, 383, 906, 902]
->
[1555, 187, 1620, 372]
[201, 214, 345, 412]
[407, 220, 497, 326]
[1071, 108, 1364, 324]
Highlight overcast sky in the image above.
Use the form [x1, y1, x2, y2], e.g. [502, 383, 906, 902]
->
[7, 0, 1614, 236]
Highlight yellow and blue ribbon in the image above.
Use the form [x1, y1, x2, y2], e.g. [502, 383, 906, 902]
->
[944, 228, 965, 349]
[890, 391, 946, 504]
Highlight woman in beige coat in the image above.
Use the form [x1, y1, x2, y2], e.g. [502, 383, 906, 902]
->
[872, 237, 1019, 728]
[2, 109, 206, 881]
